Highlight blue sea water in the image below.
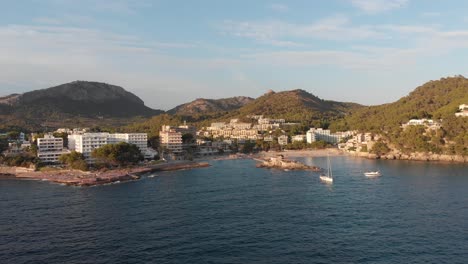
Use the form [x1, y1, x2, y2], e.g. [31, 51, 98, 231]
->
[1, 156, 467, 264]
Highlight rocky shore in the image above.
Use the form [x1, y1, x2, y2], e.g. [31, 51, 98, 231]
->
[347, 151, 467, 163]
[256, 155, 322, 171]
[0, 161, 210, 187]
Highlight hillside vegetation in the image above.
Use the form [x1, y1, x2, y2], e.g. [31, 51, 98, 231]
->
[336, 76, 468, 155]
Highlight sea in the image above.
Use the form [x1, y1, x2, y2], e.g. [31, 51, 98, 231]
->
[1, 156, 467, 264]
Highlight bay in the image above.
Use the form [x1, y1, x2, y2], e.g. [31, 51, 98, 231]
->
[1, 157, 467, 263]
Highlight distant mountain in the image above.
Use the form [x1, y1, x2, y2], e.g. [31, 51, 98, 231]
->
[342, 76, 468, 131]
[168, 96, 254, 116]
[0, 81, 163, 131]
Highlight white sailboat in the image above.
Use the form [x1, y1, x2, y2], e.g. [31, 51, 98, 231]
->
[320, 155, 333, 183]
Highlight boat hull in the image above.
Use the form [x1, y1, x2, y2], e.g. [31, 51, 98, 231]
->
[320, 175, 333, 183]
[364, 171, 381, 177]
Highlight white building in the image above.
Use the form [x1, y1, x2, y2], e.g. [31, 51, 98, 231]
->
[306, 128, 347, 144]
[160, 126, 183, 154]
[278, 135, 289, 145]
[292, 135, 306, 142]
[455, 104, 468, 117]
[306, 129, 316, 143]
[37, 134, 69, 163]
[68, 132, 153, 162]
[402, 119, 441, 129]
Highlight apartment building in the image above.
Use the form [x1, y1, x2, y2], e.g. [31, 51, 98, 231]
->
[306, 128, 349, 144]
[37, 134, 69, 163]
[160, 126, 183, 154]
[68, 132, 152, 161]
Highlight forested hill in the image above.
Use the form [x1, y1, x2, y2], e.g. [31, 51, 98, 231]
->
[222, 89, 363, 122]
[338, 76, 468, 132]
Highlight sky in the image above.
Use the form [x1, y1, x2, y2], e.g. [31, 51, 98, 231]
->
[1, 0, 468, 110]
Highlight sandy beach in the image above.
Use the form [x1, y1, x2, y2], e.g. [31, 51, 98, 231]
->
[258, 148, 344, 159]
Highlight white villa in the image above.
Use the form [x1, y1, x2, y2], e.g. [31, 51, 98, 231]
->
[455, 104, 468, 117]
[402, 119, 441, 130]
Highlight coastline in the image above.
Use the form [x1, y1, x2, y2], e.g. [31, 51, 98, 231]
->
[3, 148, 464, 187]
[1, 161, 210, 187]
[345, 151, 467, 163]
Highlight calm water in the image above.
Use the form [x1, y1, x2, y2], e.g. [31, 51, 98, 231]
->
[1, 156, 467, 264]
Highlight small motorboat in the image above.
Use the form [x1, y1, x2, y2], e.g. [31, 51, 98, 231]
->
[364, 171, 381, 177]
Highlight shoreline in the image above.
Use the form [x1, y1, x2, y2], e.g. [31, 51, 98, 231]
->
[345, 150, 467, 163]
[1, 161, 211, 187]
[258, 148, 344, 159]
[252, 148, 467, 164]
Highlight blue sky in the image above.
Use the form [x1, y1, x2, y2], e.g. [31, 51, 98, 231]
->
[1, 0, 468, 109]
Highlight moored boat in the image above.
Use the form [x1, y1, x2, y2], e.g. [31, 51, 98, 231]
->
[320, 155, 333, 184]
[364, 171, 381, 177]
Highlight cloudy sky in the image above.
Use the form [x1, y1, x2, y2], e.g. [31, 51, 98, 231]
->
[1, 0, 468, 109]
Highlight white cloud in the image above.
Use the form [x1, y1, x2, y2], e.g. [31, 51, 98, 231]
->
[421, 12, 441, 18]
[242, 48, 423, 70]
[33, 17, 62, 25]
[350, 0, 408, 14]
[221, 15, 383, 46]
[269, 3, 288, 12]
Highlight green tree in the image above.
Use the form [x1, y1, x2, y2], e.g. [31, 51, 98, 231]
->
[0, 138, 8, 153]
[59, 151, 88, 171]
[370, 141, 391, 156]
[148, 136, 160, 149]
[91, 142, 143, 167]
[182, 133, 194, 144]
[7, 131, 20, 141]
[241, 140, 256, 153]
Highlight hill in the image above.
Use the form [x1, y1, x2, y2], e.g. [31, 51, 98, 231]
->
[236, 89, 361, 119]
[337, 76, 468, 155]
[203, 89, 363, 128]
[168, 96, 254, 115]
[340, 76, 468, 131]
[0, 81, 163, 131]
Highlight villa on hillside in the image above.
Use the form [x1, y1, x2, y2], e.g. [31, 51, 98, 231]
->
[401, 119, 441, 130]
[455, 104, 468, 117]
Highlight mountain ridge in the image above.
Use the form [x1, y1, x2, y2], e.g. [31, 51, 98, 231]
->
[168, 96, 254, 115]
